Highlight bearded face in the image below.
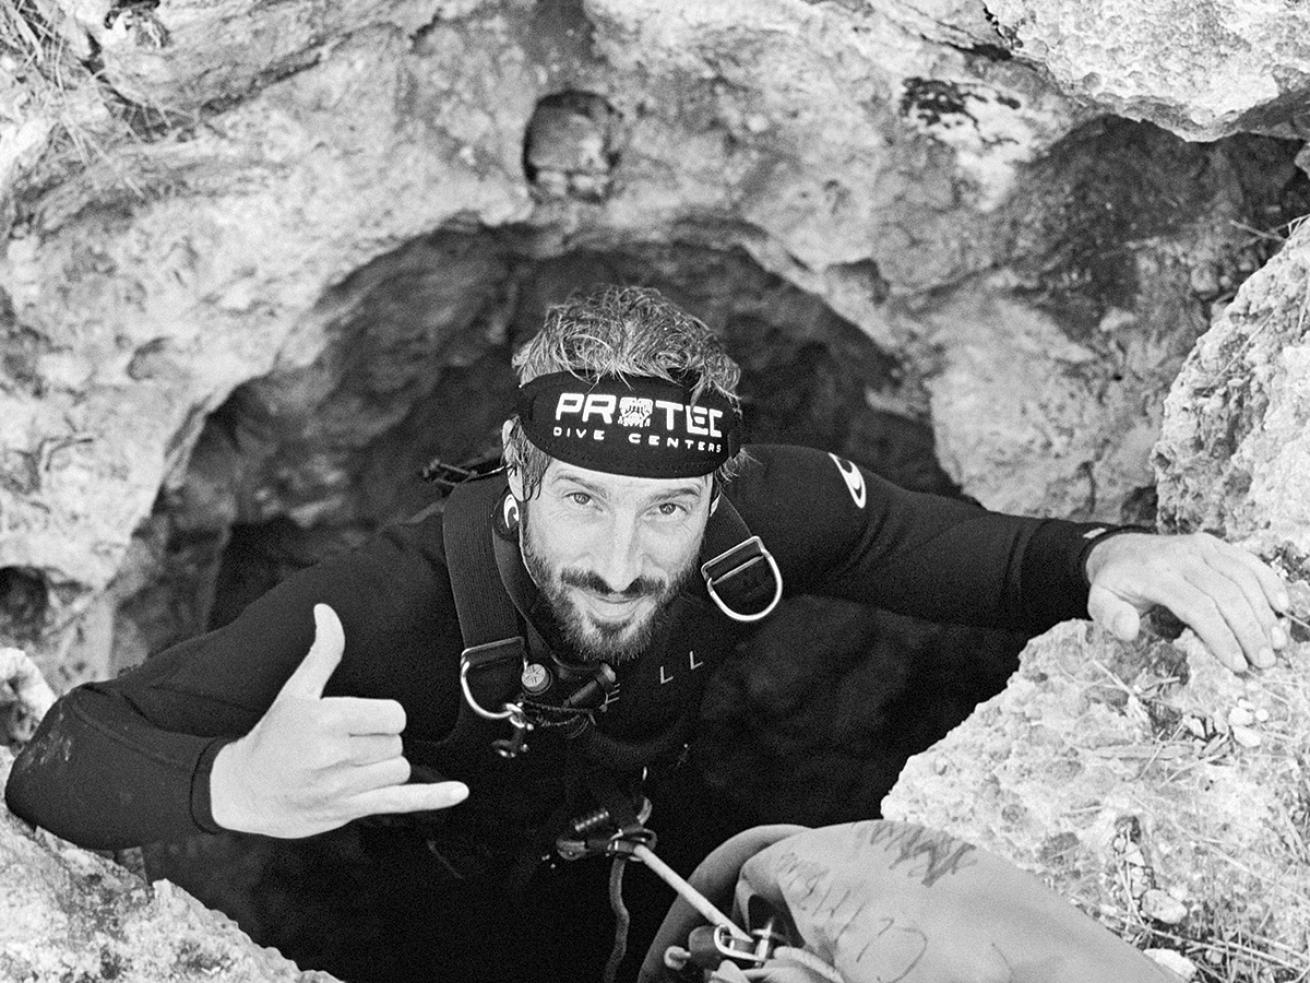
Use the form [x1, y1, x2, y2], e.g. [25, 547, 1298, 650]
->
[513, 463, 710, 663]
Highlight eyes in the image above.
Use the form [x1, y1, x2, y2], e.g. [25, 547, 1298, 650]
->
[563, 491, 690, 520]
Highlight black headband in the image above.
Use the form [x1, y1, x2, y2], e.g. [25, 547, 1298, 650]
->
[515, 372, 742, 478]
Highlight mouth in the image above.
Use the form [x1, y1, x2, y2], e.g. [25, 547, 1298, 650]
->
[575, 590, 650, 625]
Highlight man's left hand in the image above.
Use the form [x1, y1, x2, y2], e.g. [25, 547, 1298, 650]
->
[1085, 532, 1291, 673]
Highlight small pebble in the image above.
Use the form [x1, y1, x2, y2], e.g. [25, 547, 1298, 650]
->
[1141, 888, 1188, 924]
[1230, 724, 1262, 748]
[1227, 706, 1254, 728]
[1144, 949, 1197, 980]
[1255, 707, 1269, 723]
[1236, 697, 1253, 711]
[1183, 716, 1206, 739]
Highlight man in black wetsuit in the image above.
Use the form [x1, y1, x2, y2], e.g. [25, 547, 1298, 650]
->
[5, 286, 1292, 982]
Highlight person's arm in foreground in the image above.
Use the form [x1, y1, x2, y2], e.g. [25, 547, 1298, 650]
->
[733, 445, 1290, 673]
[4, 517, 467, 849]
[208, 603, 467, 839]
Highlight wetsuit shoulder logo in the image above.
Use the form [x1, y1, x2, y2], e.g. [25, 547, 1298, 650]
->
[827, 453, 867, 510]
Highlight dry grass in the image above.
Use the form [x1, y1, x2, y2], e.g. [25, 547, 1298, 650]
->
[0, 0, 154, 211]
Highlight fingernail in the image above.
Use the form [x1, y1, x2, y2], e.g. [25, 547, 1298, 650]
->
[1276, 591, 1290, 611]
[1272, 625, 1288, 648]
[1257, 646, 1275, 668]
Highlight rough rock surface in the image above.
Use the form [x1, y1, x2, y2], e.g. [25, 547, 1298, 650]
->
[885, 215, 1310, 976]
[1155, 218, 1310, 555]
[884, 622, 1310, 975]
[988, 0, 1310, 141]
[0, 750, 340, 982]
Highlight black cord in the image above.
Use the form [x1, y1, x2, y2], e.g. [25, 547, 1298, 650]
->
[603, 857, 631, 983]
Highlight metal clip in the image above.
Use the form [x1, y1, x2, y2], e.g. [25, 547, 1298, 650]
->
[491, 705, 533, 758]
[710, 915, 785, 966]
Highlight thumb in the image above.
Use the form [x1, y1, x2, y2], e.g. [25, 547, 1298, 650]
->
[1088, 587, 1142, 642]
[278, 603, 346, 700]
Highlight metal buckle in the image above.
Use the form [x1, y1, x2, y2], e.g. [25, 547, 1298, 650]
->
[459, 638, 525, 721]
[700, 535, 783, 623]
[711, 917, 785, 966]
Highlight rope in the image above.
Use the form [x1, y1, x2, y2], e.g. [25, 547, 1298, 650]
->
[630, 844, 751, 942]
[602, 857, 631, 983]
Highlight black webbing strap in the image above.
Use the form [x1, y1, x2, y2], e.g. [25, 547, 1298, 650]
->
[443, 476, 523, 724]
[698, 495, 783, 622]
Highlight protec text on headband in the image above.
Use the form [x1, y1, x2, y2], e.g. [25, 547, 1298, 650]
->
[515, 372, 742, 478]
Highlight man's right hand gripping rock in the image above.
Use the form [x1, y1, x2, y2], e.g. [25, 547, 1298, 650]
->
[209, 603, 468, 838]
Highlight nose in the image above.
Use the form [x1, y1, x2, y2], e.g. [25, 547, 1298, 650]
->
[592, 513, 645, 594]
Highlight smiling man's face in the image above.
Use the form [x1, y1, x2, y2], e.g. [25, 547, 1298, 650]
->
[511, 460, 713, 663]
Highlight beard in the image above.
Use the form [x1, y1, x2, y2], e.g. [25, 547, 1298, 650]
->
[519, 504, 698, 664]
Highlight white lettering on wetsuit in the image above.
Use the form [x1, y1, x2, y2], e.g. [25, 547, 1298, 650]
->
[659, 651, 705, 685]
[828, 453, 867, 510]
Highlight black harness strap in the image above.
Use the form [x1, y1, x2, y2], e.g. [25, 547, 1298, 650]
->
[699, 495, 784, 621]
[442, 476, 524, 730]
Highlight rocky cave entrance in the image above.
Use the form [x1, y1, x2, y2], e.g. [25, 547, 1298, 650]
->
[5, 113, 1308, 975]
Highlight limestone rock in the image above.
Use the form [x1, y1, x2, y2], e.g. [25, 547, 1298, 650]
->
[0, 749, 340, 982]
[1155, 218, 1310, 555]
[0, 16, 532, 627]
[988, 0, 1310, 141]
[883, 622, 1310, 974]
[1, 647, 54, 748]
[886, 133, 1310, 976]
[48, 0, 485, 110]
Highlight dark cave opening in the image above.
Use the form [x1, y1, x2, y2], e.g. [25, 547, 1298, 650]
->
[0, 566, 50, 644]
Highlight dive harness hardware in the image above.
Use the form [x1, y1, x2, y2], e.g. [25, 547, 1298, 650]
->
[552, 789, 753, 983]
[459, 639, 525, 722]
[555, 794, 655, 861]
[687, 916, 787, 970]
[459, 639, 619, 758]
[456, 638, 538, 759]
[700, 535, 783, 623]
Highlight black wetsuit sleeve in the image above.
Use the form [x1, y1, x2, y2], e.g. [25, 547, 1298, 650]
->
[729, 445, 1125, 632]
[4, 510, 463, 850]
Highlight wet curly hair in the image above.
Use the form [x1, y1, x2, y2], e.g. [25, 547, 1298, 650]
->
[504, 285, 747, 499]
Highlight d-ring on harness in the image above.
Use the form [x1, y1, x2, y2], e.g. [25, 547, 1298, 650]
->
[697, 494, 783, 623]
[701, 535, 782, 623]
